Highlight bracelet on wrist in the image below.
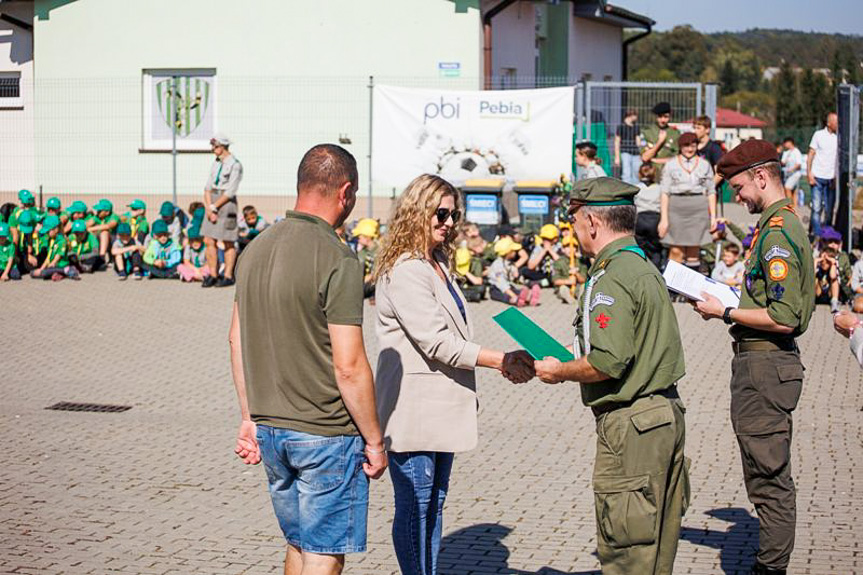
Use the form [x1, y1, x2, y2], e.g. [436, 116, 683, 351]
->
[365, 446, 385, 454]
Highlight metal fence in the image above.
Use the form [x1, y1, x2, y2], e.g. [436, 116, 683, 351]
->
[1, 76, 721, 223]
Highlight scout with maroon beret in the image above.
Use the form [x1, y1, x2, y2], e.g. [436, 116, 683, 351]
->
[695, 139, 814, 575]
[541, 176, 690, 575]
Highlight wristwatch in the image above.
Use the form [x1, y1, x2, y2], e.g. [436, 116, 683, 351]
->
[723, 307, 734, 325]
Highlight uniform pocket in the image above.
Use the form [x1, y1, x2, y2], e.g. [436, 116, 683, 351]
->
[593, 474, 657, 548]
[734, 416, 791, 477]
[224, 212, 238, 230]
[630, 404, 674, 434]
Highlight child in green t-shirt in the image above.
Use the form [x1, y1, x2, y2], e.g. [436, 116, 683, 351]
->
[68, 220, 104, 273]
[0, 223, 21, 281]
[125, 199, 150, 243]
[87, 199, 121, 264]
[30, 215, 79, 281]
[552, 236, 588, 304]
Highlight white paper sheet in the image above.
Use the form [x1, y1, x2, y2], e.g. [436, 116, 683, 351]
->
[662, 260, 741, 309]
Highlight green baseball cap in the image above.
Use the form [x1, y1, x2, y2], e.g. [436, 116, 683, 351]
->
[18, 189, 34, 205]
[568, 176, 639, 207]
[128, 199, 147, 210]
[151, 219, 169, 235]
[0, 223, 10, 239]
[71, 220, 88, 234]
[116, 222, 132, 235]
[68, 201, 87, 214]
[17, 210, 36, 233]
[187, 226, 202, 240]
[46, 197, 62, 210]
[94, 199, 113, 212]
[159, 201, 175, 218]
[39, 214, 61, 235]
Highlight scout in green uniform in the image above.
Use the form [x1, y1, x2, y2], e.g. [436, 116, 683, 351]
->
[456, 236, 488, 302]
[693, 140, 814, 575]
[0, 223, 21, 281]
[8, 189, 39, 245]
[30, 215, 79, 280]
[125, 199, 150, 243]
[552, 235, 588, 304]
[14, 210, 42, 274]
[352, 218, 379, 299]
[88, 199, 121, 263]
[68, 220, 103, 273]
[535, 177, 689, 575]
[640, 102, 681, 180]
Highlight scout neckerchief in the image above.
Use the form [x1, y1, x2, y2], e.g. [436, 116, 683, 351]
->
[574, 244, 646, 359]
[677, 154, 700, 175]
[214, 159, 224, 185]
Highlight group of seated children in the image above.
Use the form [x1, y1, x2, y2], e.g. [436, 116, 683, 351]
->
[0, 189, 268, 283]
[453, 222, 591, 307]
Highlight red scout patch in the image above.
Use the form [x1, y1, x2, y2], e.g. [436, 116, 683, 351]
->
[595, 313, 611, 329]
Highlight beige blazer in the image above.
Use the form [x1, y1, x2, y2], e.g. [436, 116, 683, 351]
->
[374, 254, 481, 453]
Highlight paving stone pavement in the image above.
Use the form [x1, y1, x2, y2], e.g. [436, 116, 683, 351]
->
[1, 265, 861, 574]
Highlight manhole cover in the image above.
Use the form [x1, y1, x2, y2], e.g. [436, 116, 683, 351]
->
[46, 402, 132, 413]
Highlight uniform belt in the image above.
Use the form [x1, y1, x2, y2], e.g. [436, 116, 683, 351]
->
[731, 339, 798, 354]
[591, 386, 680, 418]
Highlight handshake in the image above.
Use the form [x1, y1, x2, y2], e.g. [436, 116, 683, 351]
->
[500, 350, 539, 384]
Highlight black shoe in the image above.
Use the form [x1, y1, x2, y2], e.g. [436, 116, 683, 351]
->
[751, 563, 786, 575]
[215, 277, 235, 288]
[202, 276, 218, 288]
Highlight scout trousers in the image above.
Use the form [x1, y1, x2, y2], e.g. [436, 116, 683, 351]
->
[593, 394, 689, 575]
[730, 349, 804, 570]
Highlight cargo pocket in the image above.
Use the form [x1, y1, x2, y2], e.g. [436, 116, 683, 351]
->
[681, 457, 692, 516]
[630, 403, 674, 434]
[593, 474, 657, 548]
[735, 416, 790, 478]
[774, 363, 803, 412]
[224, 212, 238, 230]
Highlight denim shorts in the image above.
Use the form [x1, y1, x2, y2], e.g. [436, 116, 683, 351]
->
[256, 425, 369, 554]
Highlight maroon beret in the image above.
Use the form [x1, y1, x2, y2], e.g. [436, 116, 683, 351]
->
[716, 139, 779, 179]
[678, 132, 698, 147]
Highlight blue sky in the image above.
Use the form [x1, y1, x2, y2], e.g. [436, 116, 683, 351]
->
[620, 0, 863, 35]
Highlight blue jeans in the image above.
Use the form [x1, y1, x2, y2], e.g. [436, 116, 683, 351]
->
[389, 451, 455, 575]
[620, 152, 641, 185]
[810, 176, 836, 237]
[256, 426, 369, 554]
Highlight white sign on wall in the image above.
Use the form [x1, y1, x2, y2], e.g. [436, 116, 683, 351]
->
[142, 69, 217, 151]
[372, 84, 574, 190]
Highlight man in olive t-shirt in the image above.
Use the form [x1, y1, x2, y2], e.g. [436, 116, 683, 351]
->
[229, 144, 386, 575]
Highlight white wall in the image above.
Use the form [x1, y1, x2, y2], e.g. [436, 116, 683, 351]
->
[0, 1, 34, 193]
[30, 0, 482, 199]
[716, 127, 764, 151]
[569, 18, 622, 82]
[489, 0, 536, 84]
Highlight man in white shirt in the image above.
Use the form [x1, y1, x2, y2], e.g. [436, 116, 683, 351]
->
[806, 112, 838, 239]
[780, 137, 803, 205]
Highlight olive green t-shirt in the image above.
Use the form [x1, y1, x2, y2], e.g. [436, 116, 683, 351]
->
[575, 237, 686, 407]
[235, 211, 364, 436]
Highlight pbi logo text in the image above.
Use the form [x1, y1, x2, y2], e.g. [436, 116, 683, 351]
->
[423, 98, 460, 124]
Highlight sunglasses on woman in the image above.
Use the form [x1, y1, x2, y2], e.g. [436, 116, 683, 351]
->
[435, 207, 461, 225]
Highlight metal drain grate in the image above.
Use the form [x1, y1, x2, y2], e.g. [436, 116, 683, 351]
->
[46, 402, 132, 413]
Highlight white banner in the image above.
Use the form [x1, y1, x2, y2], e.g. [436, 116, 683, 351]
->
[372, 84, 574, 190]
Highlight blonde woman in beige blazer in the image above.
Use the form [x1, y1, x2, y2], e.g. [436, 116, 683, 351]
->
[373, 174, 532, 575]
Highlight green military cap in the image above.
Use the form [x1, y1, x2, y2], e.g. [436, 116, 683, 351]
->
[151, 219, 169, 235]
[116, 222, 132, 235]
[71, 220, 88, 234]
[159, 201, 175, 217]
[0, 223, 10, 239]
[128, 199, 147, 210]
[17, 210, 36, 233]
[40, 214, 61, 235]
[46, 197, 62, 210]
[187, 226, 202, 240]
[568, 176, 639, 207]
[68, 201, 87, 214]
[18, 189, 34, 205]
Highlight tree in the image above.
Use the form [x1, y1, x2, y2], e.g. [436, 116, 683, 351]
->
[799, 69, 819, 126]
[720, 59, 739, 94]
[774, 60, 800, 128]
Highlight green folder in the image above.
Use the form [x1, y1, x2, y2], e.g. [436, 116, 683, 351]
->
[493, 307, 574, 362]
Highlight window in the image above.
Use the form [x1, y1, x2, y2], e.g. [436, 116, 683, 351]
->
[0, 72, 23, 108]
[141, 68, 217, 151]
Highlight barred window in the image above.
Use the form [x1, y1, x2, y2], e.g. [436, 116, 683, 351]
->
[0, 74, 20, 99]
